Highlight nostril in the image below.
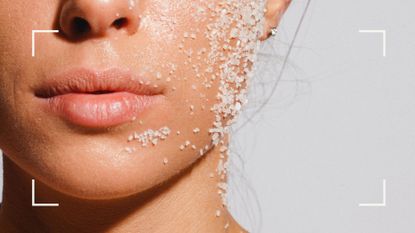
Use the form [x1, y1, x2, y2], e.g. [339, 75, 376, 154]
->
[112, 18, 128, 29]
[71, 17, 91, 36]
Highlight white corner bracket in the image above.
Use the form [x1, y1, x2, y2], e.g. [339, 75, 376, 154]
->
[32, 179, 59, 207]
[358, 29, 387, 57]
[31, 30, 59, 57]
[358, 179, 386, 207]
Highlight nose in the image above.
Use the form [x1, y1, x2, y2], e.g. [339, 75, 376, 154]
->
[59, 0, 140, 39]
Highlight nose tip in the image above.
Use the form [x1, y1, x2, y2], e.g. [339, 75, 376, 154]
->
[59, 0, 140, 39]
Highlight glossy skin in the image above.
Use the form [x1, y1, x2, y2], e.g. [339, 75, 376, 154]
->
[0, 0, 290, 232]
[0, 0, 219, 199]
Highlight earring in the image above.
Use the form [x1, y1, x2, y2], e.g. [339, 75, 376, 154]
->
[268, 27, 278, 38]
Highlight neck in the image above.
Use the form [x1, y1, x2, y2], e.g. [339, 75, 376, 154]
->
[0, 144, 245, 233]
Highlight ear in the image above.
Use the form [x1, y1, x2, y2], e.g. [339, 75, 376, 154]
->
[259, 0, 292, 41]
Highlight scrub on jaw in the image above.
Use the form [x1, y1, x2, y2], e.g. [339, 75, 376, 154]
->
[0, 0, 267, 228]
[123, 0, 266, 212]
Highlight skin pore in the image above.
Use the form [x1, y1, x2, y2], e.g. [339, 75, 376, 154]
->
[0, 0, 290, 232]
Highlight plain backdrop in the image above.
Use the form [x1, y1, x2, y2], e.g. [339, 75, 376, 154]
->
[228, 0, 415, 232]
[1, 1, 415, 232]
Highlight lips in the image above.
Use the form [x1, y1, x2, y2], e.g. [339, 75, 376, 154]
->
[34, 68, 164, 128]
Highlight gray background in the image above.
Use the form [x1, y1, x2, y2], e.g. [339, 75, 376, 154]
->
[229, 0, 415, 232]
[1, 0, 415, 232]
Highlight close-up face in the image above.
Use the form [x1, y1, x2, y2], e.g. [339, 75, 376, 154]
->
[0, 0, 267, 199]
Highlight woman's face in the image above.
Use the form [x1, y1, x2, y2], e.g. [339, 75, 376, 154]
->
[0, 0, 265, 199]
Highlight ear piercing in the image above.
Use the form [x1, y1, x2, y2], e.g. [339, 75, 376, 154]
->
[268, 26, 278, 38]
[264, 26, 278, 40]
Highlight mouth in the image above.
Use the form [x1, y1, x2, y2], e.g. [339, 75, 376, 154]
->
[34, 68, 165, 128]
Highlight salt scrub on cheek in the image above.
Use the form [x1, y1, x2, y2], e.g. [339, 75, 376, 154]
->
[126, 0, 265, 194]
[205, 0, 267, 209]
[0, 0, 292, 230]
[128, 126, 171, 147]
[122, 0, 265, 213]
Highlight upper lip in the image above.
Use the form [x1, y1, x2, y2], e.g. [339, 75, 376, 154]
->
[34, 68, 164, 98]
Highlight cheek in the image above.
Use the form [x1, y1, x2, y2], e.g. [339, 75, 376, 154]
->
[0, 1, 59, 143]
[120, 1, 219, 152]
[125, 0, 267, 177]
[0, 0, 266, 200]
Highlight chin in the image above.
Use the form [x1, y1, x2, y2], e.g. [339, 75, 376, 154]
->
[12, 138, 189, 200]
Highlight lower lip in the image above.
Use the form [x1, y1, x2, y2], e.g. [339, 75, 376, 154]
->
[42, 92, 162, 128]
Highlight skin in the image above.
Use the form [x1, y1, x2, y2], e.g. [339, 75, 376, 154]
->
[0, 0, 290, 232]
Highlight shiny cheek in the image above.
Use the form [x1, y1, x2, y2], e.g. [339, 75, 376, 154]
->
[117, 1, 216, 154]
[0, 0, 266, 199]
[0, 3, 41, 140]
[117, 0, 267, 202]
[0, 1, 56, 105]
[112, 0, 266, 156]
